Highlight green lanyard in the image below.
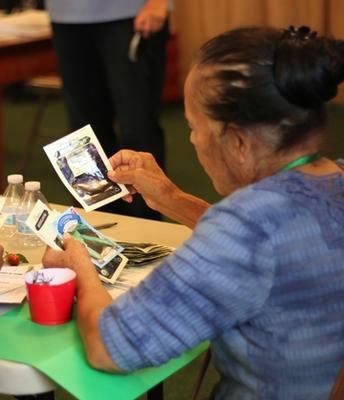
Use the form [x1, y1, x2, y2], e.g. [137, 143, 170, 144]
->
[280, 152, 322, 172]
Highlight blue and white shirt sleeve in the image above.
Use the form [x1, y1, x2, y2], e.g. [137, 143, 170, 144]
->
[99, 195, 276, 371]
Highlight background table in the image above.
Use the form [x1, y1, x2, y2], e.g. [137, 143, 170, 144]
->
[0, 205, 208, 400]
[0, 10, 58, 188]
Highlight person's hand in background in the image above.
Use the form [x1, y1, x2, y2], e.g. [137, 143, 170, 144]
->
[134, 0, 168, 38]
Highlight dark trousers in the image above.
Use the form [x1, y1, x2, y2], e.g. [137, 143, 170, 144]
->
[51, 19, 169, 219]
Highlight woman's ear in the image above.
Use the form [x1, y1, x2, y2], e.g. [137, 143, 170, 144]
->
[225, 123, 250, 164]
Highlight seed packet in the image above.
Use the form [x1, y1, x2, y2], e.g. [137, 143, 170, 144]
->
[44, 125, 129, 212]
[26, 201, 127, 284]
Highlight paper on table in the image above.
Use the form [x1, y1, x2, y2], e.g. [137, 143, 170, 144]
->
[0, 265, 41, 304]
[0, 286, 26, 304]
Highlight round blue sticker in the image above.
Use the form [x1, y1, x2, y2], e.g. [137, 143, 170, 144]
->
[57, 212, 81, 234]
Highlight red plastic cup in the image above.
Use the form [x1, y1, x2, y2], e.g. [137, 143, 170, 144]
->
[25, 268, 76, 325]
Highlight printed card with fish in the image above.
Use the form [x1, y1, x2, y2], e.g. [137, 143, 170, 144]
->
[43, 125, 128, 212]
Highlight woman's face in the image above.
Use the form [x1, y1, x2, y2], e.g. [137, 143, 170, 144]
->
[184, 69, 246, 195]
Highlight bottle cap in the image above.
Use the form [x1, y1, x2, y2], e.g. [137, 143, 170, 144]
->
[7, 174, 23, 184]
[25, 181, 41, 191]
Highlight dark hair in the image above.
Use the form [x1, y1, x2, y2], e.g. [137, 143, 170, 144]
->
[194, 26, 344, 151]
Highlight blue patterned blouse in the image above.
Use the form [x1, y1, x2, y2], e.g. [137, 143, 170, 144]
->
[99, 165, 344, 400]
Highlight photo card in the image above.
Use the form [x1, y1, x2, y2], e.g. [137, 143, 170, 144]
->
[53, 207, 124, 268]
[44, 125, 129, 212]
[26, 201, 128, 285]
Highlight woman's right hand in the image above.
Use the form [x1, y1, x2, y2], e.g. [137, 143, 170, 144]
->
[108, 150, 210, 228]
[108, 150, 177, 212]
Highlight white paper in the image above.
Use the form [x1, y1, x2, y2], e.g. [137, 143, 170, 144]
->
[0, 265, 41, 304]
[44, 125, 129, 212]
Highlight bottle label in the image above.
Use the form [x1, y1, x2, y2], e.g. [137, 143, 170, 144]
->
[0, 197, 5, 212]
[3, 213, 15, 226]
[0, 214, 6, 228]
[17, 215, 33, 235]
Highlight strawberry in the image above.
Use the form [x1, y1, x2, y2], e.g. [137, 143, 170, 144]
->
[6, 253, 20, 266]
[3, 252, 28, 266]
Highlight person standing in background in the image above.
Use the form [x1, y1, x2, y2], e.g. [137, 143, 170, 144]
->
[45, 0, 170, 219]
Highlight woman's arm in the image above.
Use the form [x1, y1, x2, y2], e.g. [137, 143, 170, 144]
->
[108, 150, 210, 229]
[42, 236, 122, 373]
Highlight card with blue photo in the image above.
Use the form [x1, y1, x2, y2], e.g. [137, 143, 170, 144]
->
[26, 201, 127, 284]
[54, 207, 123, 267]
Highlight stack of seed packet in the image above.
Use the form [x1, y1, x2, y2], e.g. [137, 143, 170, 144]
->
[117, 242, 173, 267]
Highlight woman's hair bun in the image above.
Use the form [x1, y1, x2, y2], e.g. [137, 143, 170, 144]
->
[273, 26, 344, 109]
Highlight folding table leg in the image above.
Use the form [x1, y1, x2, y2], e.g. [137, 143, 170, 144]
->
[147, 382, 164, 400]
[14, 391, 55, 400]
[36, 392, 55, 400]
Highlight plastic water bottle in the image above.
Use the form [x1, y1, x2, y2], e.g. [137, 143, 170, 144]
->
[0, 174, 24, 239]
[16, 181, 50, 247]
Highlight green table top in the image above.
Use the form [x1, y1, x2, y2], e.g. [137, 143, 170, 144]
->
[0, 303, 208, 399]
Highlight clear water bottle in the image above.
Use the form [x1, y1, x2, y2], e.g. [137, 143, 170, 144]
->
[0, 174, 25, 239]
[16, 181, 50, 247]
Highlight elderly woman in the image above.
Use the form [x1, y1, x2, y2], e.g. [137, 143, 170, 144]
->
[43, 26, 344, 399]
